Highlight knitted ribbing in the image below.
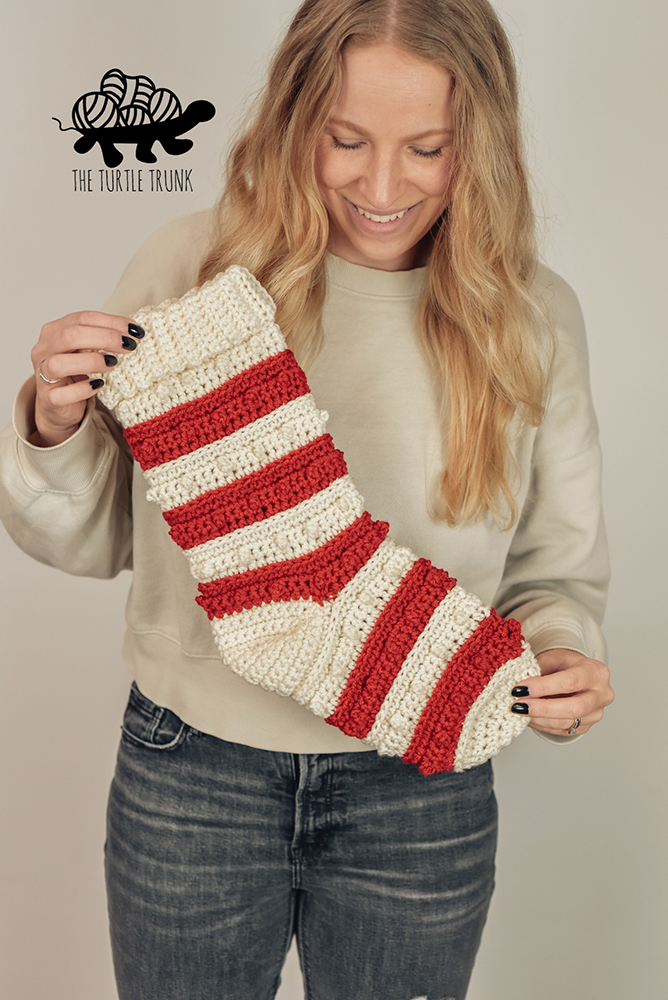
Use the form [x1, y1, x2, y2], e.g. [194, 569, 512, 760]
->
[97, 266, 540, 773]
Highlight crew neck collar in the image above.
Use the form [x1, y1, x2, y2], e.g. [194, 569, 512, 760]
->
[325, 253, 426, 298]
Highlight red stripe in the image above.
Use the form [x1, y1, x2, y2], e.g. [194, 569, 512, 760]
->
[124, 351, 309, 470]
[164, 435, 348, 549]
[325, 560, 456, 738]
[402, 611, 524, 774]
[195, 513, 388, 617]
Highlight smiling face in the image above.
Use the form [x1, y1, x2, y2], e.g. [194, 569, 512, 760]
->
[315, 42, 455, 271]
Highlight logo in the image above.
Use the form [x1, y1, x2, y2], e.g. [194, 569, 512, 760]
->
[53, 68, 216, 168]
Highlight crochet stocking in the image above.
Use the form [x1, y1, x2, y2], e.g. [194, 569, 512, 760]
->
[97, 266, 540, 773]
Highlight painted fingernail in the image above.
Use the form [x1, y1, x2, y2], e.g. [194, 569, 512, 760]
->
[90, 378, 105, 389]
[512, 686, 530, 697]
[121, 336, 137, 350]
[104, 354, 118, 367]
[128, 323, 145, 338]
[511, 702, 529, 715]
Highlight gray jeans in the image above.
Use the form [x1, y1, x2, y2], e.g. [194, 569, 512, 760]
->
[105, 682, 497, 1000]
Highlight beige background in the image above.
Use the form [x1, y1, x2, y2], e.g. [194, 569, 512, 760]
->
[1, 1, 666, 997]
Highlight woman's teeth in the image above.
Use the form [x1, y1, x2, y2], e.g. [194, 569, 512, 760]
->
[356, 206, 407, 223]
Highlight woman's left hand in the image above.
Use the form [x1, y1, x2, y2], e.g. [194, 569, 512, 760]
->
[512, 648, 614, 736]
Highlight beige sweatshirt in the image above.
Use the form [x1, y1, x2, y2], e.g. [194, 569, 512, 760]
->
[0, 210, 609, 751]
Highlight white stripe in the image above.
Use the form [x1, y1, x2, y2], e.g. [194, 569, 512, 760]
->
[452, 644, 540, 772]
[114, 333, 286, 425]
[210, 598, 329, 692]
[143, 395, 327, 510]
[207, 538, 416, 715]
[367, 586, 489, 758]
[186, 476, 363, 582]
[293, 538, 417, 716]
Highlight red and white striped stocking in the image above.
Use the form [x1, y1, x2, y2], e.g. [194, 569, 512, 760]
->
[97, 266, 539, 773]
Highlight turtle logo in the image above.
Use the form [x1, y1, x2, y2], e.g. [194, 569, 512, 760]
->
[53, 68, 216, 168]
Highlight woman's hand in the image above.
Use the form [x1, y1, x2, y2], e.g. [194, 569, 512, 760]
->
[30, 311, 144, 447]
[511, 648, 614, 736]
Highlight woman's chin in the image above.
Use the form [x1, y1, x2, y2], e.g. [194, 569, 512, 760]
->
[328, 230, 425, 271]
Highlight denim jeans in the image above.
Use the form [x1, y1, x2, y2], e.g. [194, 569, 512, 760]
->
[105, 682, 497, 1000]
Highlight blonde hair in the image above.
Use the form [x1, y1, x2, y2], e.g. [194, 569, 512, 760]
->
[199, 0, 550, 527]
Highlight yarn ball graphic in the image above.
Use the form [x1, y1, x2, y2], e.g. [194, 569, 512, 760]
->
[123, 74, 155, 110]
[73, 71, 184, 128]
[149, 87, 182, 122]
[119, 105, 152, 127]
[100, 68, 130, 105]
[100, 69, 155, 110]
[72, 91, 119, 130]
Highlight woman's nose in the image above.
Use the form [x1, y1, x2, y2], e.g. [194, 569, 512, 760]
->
[359, 149, 404, 210]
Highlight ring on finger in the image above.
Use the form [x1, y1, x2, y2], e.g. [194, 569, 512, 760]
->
[566, 717, 582, 735]
[38, 359, 61, 384]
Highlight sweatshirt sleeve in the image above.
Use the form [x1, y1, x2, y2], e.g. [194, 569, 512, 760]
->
[493, 270, 610, 745]
[0, 378, 134, 577]
[0, 210, 213, 579]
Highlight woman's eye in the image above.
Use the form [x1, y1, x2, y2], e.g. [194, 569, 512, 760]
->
[332, 136, 364, 151]
[411, 147, 443, 159]
[330, 136, 443, 158]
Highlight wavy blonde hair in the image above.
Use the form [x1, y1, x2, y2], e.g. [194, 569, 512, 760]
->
[199, 0, 550, 527]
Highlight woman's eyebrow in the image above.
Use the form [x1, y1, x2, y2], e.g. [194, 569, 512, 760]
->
[327, 117, 453, 141]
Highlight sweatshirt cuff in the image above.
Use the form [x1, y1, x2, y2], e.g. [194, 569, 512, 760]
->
[12, 375, 103, 492]
[525, 623, 588, 658]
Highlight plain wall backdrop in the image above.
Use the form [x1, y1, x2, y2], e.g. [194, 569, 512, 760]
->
[1, 1, 666, 998]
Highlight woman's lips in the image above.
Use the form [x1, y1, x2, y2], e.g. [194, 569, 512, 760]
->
[344, 197, 419, 234]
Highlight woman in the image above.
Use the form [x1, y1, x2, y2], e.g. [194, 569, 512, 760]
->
[0, 0, 614, 997]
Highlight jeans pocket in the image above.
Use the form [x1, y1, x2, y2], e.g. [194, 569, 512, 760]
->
[120, 682, 190, 751]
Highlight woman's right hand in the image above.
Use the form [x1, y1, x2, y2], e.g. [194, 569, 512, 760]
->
[30, 312, 144, 447]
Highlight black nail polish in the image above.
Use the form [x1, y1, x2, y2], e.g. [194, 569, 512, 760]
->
[90, 378, 105, 389]
[511, 702, 529, 715]
[512, 685, 530, 698]
[128, 323, 145, 339]
[121, 336, 137, 351]
[104, 354, 118, 367]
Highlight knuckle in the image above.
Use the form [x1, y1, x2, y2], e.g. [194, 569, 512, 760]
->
[562, 671, 580, 693]
[594, 661, 609, 682]
[75, 310, 97, 327]
[32, 333, 51, 363]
